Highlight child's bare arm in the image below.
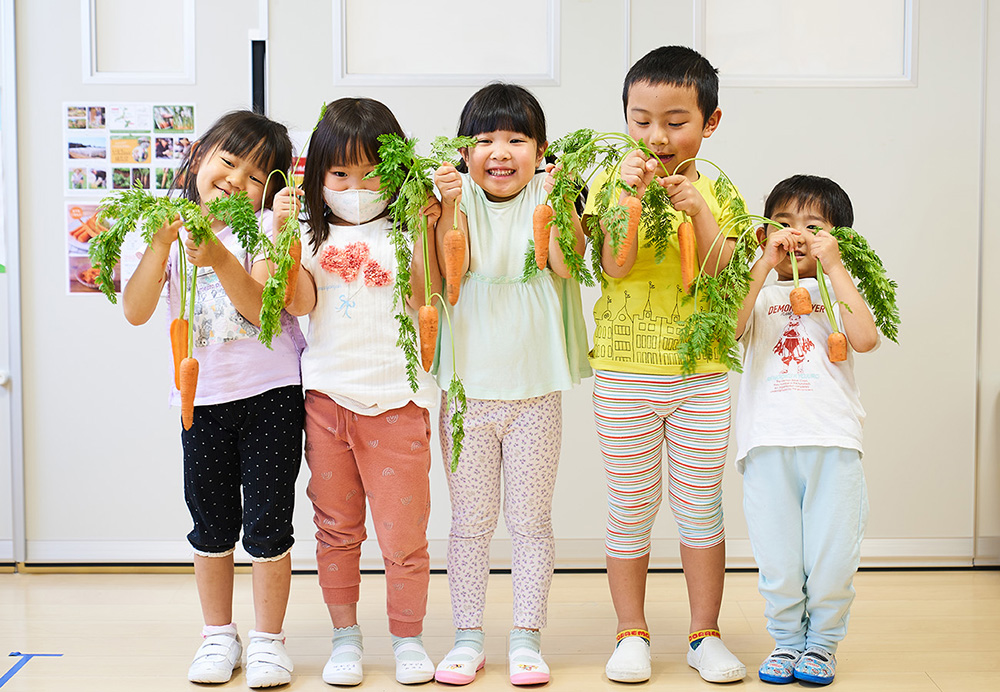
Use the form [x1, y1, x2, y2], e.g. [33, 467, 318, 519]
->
[600, 152, 656, 277]
[122, 216, 182, 326]
[433, 163, 470, 278]
[659, 174, 735, 275]
[541, 163, 586, 279]
[806, 230, 879, 352]
[408, 196, 443, 310]
[186, 229, 266, 327]
[736, 228, 795, 339]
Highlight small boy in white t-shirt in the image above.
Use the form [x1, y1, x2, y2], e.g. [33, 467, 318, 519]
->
[734, 175, 880, 686]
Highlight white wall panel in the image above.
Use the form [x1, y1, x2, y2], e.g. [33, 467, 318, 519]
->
[13, 0, 992, 568]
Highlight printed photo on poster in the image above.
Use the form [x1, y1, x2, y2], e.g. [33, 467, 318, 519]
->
[108, 104, 153, 132]
[67, 136, 107, 160]
[66, 202, 114, 295]
[154, 105, 194, 133]
[111, 135, 151, 164]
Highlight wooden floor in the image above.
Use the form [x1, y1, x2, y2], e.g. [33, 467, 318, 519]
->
[1, 569, 998, 691]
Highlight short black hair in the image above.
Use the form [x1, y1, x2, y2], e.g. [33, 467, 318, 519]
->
[622, 45, 719, 123]
[174, 110, 292, 209]
[764, 175, 855, 228]
[302, 97, 406, 252]
[455, 83, 547, 173]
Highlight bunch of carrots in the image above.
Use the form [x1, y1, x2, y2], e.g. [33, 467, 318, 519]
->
[368, 133, 476, 471]
[90, 188, 301, 429]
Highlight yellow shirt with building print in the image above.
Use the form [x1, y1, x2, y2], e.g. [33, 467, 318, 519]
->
[584, 168, 746, 375]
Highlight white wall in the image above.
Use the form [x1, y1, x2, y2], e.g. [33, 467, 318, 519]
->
[9, 0, 996, 568]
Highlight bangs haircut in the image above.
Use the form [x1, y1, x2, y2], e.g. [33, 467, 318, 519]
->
[302, 98, 405, 252]
[456, 83, 546, 172]
[764, 175, 855, 229]
[623, 45, 719, 123]
[175, 110, 292, 208]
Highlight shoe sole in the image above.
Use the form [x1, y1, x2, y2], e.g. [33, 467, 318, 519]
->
[511, 671, 550, 685]
[689, 664, 746, 683]
[605, 668, 651, 683]
[435, 660, 485, 686]
[758, 671, 795, 684]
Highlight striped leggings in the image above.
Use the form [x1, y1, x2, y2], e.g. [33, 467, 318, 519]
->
[593, 369, 731, 558]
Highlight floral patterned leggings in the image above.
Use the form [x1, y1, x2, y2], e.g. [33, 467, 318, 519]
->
[438, 392, 562, 630]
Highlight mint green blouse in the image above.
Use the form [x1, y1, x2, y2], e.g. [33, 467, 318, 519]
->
[433, 172, 591, 400]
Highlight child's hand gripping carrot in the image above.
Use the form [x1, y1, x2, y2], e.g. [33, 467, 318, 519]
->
[271, 186, 303, 305]
[658, 174, 710, 292]
[609, 150, 657, 268]
[434, 163, 468, 306]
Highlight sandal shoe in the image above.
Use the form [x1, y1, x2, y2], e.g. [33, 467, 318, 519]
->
[434, 645, 485, 685]
[793, 646, 836, 685]
[394, 640, 435, 685]
[509, 647, 550, 686]
[605, 635, 651, 683]
[188, 630, 242, 683]
[686, 635, 746, 683]
[245, 632, 293, 688]
[757, 647, 802, 684]
[322, 639, 363, 686]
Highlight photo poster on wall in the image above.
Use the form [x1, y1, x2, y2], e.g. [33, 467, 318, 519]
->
[63, 102, 195, 295]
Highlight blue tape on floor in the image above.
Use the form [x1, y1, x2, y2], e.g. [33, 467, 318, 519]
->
[1, 653, 63, 688]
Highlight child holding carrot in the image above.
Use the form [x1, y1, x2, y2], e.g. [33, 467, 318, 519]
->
[735, 175, 878, 685]
[585, 46, 747, 684]
[432, 82, 590, 686]
[121, 110, 304, 688]
[285, 97, 441, 686]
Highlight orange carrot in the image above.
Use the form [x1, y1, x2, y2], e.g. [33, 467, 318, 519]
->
[179, 357, 199, 430]
[678, 220, 697, 293]
[443, 228, 465, 305]
[170, 317, 188, 390]
[533, 204, 553, 270]
[828, 332, 848, 362]
[790, 287, 812, 315]
[616, 195, 642, 267]
[284, 238, 301, 305]
[418, 304, 438, 372]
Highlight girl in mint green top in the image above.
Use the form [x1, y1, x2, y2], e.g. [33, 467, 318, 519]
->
[430, 83, 589, 687]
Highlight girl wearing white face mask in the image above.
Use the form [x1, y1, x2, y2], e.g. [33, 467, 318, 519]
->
[285, 98, 442, 686]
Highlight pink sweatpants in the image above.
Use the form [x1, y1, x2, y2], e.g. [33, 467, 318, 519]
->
[304, 391, 432, 637]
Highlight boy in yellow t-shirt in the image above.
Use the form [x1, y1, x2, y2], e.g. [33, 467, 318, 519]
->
[583, 45, 746, 684]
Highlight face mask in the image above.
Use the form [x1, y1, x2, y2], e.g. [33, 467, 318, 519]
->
[323, 188, 388, 225]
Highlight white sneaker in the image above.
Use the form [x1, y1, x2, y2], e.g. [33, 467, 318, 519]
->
[245, 631, 293, 688]
[322, 638, 364, 686]
[606, 635, 651, 683]
[686, 636, 746, 683]
[188, 630, 242, 683]
[393, 640, 435, 684]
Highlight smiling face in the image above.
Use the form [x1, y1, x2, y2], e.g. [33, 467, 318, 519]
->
[767, 201, 833, 281]
[625, 80, 720, 180]
[194, 145, 267, 224]
[462, 130, 545, 202]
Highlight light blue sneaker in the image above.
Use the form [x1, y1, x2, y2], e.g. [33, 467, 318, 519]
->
[793, 646, 836, 685]
[758, 647, 802, 684]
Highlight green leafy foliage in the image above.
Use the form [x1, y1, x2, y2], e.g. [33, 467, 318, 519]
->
[446, 373, 467, 472]
[831, 226, 900, 342]
[90, 184, 297, 347]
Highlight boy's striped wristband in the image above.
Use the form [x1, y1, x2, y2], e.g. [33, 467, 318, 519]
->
[616, 629, 650, 646]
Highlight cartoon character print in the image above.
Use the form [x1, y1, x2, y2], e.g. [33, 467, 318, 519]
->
[773, 314, 814, 374]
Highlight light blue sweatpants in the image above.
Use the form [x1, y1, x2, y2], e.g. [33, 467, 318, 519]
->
[742, 446, 868, 653]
